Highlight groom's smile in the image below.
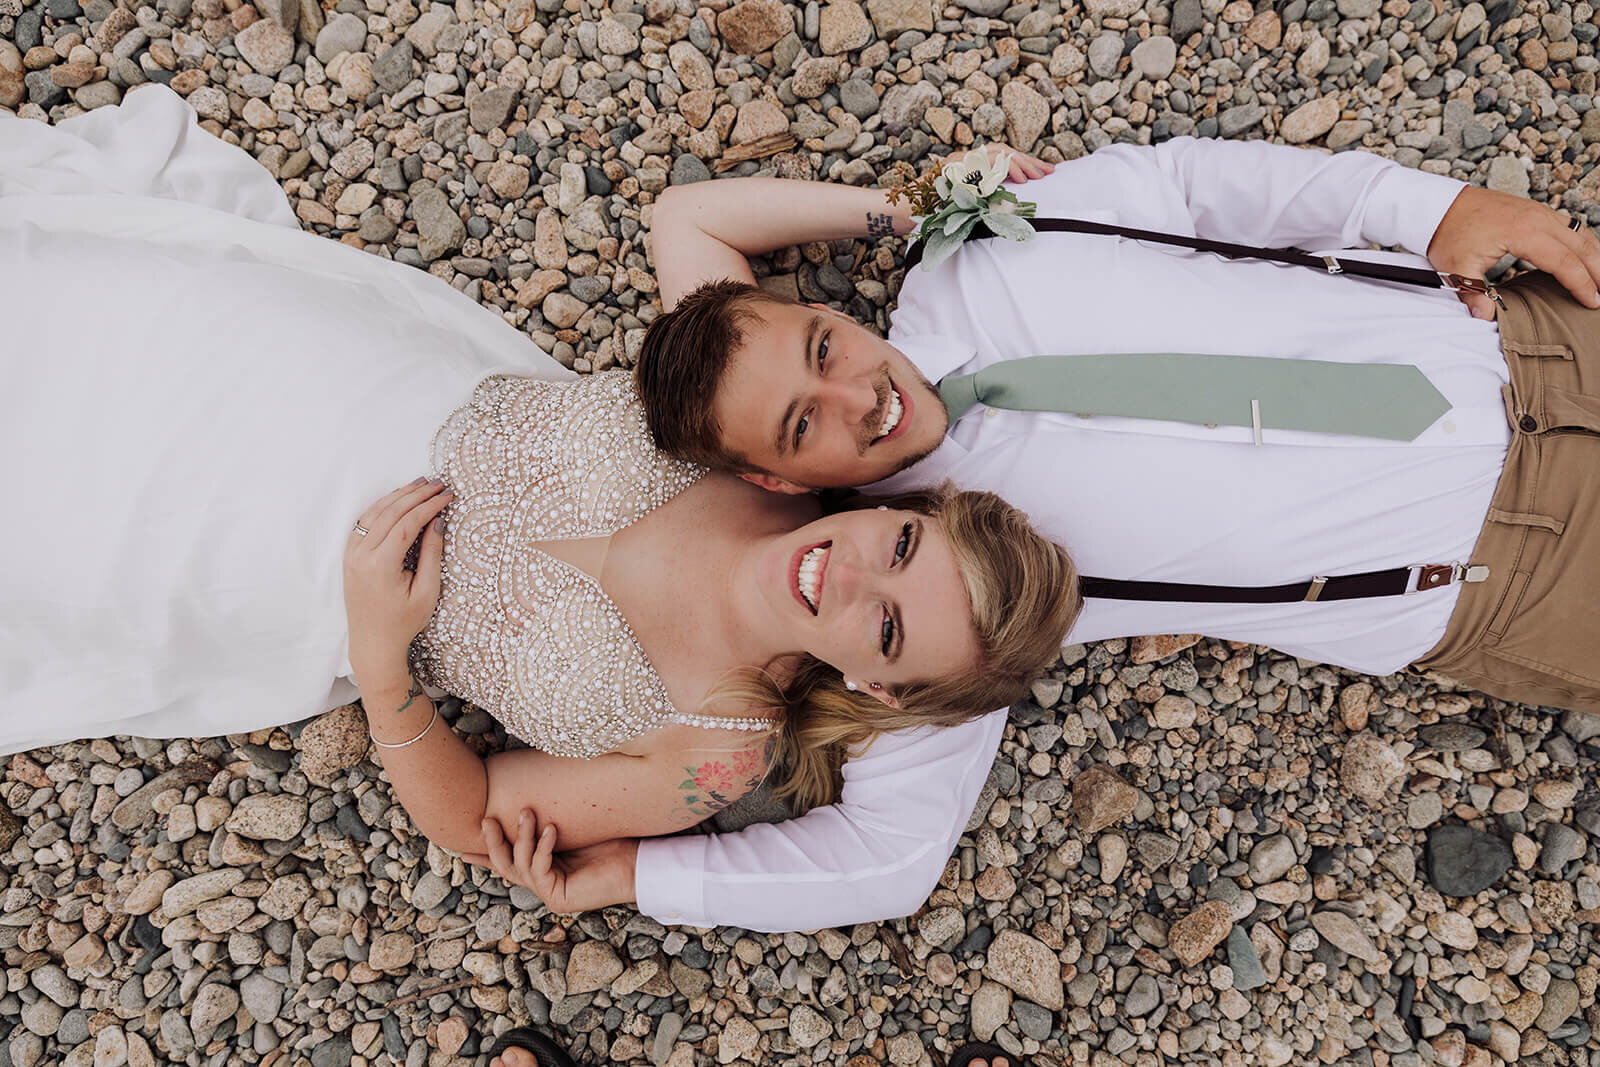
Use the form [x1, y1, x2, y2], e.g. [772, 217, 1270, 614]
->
[712, 301, 948, 491]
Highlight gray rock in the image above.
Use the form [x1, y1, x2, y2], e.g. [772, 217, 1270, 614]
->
[1418, 723, 1487, 751]
[314, 12, 366, 62]
[1171, 0, 1203, 39]
[1218, 104, 1266, 137]
[1124, 974, 1160, 1016]
[239, 973, 283, 1024]
[235, 19, 296, 77]
[1563, 709, 1600, 743]
[1227, 927, 1266, 990]
[1427, 825, 1512, 896]
[469, 85, 516, 133]
[1087, 33, 1123, 79]
[1540, 824, 1584, 874]
[412, 870, 451, 911]
[371, 40, 414, 92]
[1309, 911, 1383, 963]
[670, 154, 711, 185]
[878, 81, 939, 134]
[1536, 979, 1580, 1031]
[412, 189, 466, 261]
[1247, 835, 1297, 883]
[1130, 36, 1176, 80]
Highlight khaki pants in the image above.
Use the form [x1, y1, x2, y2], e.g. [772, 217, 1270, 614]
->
[1416, 273, 1600, 713]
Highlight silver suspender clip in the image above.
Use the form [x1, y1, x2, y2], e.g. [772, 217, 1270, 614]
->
[1438, 272, 1506, 309]
[1408, 562, 1491, 594]
[1321, 255, 1344, 275]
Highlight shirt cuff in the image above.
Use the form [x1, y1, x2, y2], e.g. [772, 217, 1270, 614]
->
[1363, 163, 1467, 259]
[634, 833, 710, 927]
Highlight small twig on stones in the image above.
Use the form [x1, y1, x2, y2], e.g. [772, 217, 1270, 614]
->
[386, 978, 480, 1009]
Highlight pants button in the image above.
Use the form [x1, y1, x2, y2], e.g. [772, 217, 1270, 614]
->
[1519, 414, 1538, 432]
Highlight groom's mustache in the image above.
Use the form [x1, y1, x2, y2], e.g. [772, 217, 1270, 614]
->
[855, 368, 894, 453]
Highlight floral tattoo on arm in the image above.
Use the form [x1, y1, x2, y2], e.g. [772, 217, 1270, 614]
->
[673, 735, 776, 819]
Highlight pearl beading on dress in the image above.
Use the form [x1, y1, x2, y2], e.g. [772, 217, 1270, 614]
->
[410, 372, 778, 759]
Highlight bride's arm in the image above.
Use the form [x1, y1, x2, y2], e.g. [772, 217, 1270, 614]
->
[344, 479, 496, 849]
[343, 479, 771, 855]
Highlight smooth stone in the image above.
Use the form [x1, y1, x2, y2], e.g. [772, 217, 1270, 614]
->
[1428, 825, 1513, 896]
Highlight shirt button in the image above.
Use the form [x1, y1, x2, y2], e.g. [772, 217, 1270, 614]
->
[1519, 414, 1538, 432]
[984, 408, 998, 418]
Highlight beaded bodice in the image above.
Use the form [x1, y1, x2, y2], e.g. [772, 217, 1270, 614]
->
[411, 372, 767, 758]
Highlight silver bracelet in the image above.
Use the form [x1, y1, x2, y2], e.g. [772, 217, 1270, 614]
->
[370, 706, 438, 749]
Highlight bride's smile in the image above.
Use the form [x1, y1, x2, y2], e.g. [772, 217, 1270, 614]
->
[750, 506, 983, 695]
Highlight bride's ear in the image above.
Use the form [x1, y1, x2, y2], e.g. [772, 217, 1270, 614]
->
[738, 471, 813, 495]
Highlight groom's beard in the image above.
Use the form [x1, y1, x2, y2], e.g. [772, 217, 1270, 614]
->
[859, 364, 948, 478]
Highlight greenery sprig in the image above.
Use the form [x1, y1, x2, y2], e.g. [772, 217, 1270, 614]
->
[886, 148, 1038, 270]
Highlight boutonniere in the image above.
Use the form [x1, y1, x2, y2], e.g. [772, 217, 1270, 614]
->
[887, 148, 1037, 270]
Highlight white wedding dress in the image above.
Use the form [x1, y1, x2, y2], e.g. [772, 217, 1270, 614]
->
[1, 86, 573, 753]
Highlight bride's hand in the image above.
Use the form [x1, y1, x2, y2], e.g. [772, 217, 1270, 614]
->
[343, 478, 454, 685]
[466, 811, 639, 914]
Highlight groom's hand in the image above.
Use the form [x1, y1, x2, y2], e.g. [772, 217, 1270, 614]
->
[1427, 185, 1600, 320]
[466, 811, 639, 914]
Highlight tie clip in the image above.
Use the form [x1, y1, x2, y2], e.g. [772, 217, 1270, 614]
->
[1250, 399, 1263, 446]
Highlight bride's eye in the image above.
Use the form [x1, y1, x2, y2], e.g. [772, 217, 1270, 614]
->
[893, 521, 912, 564]
[880, 610, 895, 656]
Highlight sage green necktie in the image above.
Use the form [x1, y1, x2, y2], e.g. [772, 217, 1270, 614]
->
[938, 353, 1451, 442]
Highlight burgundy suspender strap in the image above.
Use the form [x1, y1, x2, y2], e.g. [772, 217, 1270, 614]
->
[1079, 563, 1490, 604]
[901, 217, 1497, 299]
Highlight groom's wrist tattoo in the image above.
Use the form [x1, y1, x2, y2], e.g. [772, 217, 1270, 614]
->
[866, 211, 896, 238]
[394, 675, 424, 714]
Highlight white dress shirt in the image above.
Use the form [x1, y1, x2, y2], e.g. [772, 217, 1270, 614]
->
[636, 138, 1510, 931]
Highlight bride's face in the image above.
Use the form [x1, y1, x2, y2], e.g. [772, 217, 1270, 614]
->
[759, 507, 981, 694]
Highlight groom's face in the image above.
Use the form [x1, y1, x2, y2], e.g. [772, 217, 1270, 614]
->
[711, 303, 948, 491]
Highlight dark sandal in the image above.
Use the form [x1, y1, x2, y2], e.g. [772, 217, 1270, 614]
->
[948, 1043, 1026, 1067]
[484, 1028, 578, 1067]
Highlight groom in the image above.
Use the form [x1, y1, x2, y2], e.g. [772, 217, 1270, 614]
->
[483, 137, 1600, 931]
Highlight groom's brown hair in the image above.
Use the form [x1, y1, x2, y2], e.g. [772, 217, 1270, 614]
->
[635, 279, 793, 471]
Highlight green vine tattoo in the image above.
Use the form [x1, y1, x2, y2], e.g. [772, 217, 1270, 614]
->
[393, 675, 424, 715]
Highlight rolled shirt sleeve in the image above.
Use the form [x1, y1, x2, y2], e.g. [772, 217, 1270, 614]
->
[1020, 137, 1465, 260]
[634, 710, 1008, 932]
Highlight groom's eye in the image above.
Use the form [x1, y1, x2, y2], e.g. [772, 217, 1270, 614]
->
[795, 413, 810, 446]
[818, 333, 830, 372]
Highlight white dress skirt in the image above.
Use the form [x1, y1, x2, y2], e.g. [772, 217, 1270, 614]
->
[1, 86, 573, 754]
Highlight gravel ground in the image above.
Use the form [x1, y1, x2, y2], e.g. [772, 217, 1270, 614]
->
[4, 0, 1600, 1064]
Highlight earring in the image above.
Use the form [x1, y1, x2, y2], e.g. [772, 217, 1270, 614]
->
[870, 682, 882, 691]
[845, 680, 858, 691]
[877, 505, 887, 511]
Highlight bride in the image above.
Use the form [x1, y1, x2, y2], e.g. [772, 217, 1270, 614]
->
[3, 87, 1078, 859]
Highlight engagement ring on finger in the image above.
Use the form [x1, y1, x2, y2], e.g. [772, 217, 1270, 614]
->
[353, 522, 369, 536]
[1571, 217, 1585, 232]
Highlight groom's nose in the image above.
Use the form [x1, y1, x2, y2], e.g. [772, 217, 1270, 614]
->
[820, 375, 878, 432]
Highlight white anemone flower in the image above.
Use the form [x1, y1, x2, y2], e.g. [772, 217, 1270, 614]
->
[939, 148, 1011, 199]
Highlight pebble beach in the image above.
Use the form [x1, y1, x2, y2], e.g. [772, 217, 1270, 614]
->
[2, 0, 1599, 1063]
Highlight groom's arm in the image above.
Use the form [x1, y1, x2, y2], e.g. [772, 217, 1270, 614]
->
[649, 178, 917, 310]
[648, 146, 1052, 310]
[1027, 136, 1600, 313]
[635, 710, 1008, 931]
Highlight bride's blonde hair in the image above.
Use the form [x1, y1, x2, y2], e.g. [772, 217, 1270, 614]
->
[710, 485, 1081, 813]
